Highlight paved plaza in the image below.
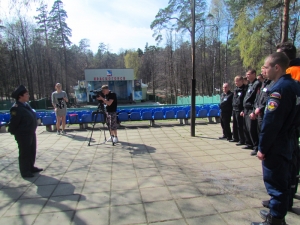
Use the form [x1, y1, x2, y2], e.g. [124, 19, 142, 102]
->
[0, 120, 299, 225]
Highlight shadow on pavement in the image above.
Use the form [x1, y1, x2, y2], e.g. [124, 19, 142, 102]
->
[0, 174, 90, 224]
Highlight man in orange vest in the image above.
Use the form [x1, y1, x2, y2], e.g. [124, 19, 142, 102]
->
[276, 42, 300, 81]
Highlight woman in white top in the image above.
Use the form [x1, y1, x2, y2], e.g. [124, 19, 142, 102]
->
[51, 83, 68, 135]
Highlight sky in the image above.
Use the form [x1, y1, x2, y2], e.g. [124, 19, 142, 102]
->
[0, 0, 170, 53]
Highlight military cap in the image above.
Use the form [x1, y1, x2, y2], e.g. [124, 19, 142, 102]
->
[11, 85, 28, 99]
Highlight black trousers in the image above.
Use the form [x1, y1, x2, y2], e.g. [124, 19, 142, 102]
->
[220, 111, 232, 139]
[243, 108, 259, 149]
[289, 131, 300, 208]
[15, 133, 36, 175]
[232, 110, 245, 143]
[257, 113, 264, 134]
[263, 155, 291, 218]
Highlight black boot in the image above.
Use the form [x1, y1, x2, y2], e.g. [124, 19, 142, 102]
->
[262, 200, 270, 208]
[251, 213, 286, 225]
[259, 210, 286, 224]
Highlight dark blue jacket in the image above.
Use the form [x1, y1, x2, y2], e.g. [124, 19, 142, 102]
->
[259, 74, 300, 160]
[8, 101, 37, 136]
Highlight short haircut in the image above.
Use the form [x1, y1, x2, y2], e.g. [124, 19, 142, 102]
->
[276, 42, 296, 60]
[243, 76, 247, 80]
[234, 75, 243, 81]
[267, 52, 290, 71]
[257, 74, 263, 77]
[247, 69, 256, 75]
[101, 85, 109, 90]
[17, 90, 28, 100]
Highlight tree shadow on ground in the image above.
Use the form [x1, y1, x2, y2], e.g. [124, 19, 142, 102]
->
[0, 174, 91, 224]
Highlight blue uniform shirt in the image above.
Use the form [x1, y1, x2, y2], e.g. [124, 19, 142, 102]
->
[259, 74, 300, 160]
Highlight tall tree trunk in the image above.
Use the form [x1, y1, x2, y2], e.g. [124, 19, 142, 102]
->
[281, 0, 290, 42]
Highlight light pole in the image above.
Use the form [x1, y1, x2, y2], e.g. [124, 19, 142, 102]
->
[191, 0, 196, 137]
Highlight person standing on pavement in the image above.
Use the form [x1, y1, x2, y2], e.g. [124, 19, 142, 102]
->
[231, 76, 247, 145]
[251, 66, 274, 156]
[219, 83, 233, 141]
[276, 42, 300, 211]
[252, 52, 300, 225]
[52, 83, 68, 135]
[96, 85, 119, 143]
[8, 85, 43, 178]
[240, 69, 262, 152]
[260, 42, 300, 211]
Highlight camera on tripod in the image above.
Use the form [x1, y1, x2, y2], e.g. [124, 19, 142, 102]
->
[90, 89, 106, 113]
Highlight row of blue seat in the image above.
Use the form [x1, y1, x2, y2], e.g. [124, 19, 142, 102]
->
[40, 108, 220, 126]
[120, 108, 219, 121]
[0, 106, 220, 126]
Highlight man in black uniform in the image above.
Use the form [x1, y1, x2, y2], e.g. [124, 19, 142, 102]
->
[241, 69, 262, 151]
[97, 85, 118, 143]
[252, 52, 300, 225]
[8, 85, 43, 178]
[251, 66, 274, 156]
[219, 83, 233, 141]
[231, 76, 247, 145]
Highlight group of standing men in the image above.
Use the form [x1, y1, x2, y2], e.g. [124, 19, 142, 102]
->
[219, 42, 300, 225]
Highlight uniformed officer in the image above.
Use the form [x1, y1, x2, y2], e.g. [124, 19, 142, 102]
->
[251, 67, 274, 156]
[241, 69, 262, 151]
[8, 85, 43, 178]
[231, 76, 247, 145]
[261, 42, 300, 212]
[252, 52, 300, 225]
[219, 83, 233, 140]
[276, 42, 300, 208]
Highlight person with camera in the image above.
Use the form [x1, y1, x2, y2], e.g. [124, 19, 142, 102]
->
[52, 83, 68, 135]
[8, 85, 43, 178]
[97, 85, 118, 143]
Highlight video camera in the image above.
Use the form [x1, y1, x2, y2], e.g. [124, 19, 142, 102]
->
[90, 89, 106, 112]
[90, 89, 104, 101]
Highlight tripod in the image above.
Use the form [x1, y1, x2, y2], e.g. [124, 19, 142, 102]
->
[88, 104, 114, 146]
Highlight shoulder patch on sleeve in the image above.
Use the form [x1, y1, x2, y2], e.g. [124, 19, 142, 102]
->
[270, 92, 281, 99]
[266, 100, 279, 112]
[11, 110, 17, 116]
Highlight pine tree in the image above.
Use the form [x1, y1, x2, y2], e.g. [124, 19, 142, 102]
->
[48, 0, 72, 94]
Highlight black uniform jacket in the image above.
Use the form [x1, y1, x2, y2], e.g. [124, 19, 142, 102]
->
[232, 84, 247, 111]
[8, 101, 37, 136]
[243, 79, 262, 109]
[254, 79, 274, 113]
[259, 74, 300, 160]
[220, 90, 233, 113]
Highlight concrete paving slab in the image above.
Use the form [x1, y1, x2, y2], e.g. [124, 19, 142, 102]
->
[76, 192, 110, 210]
[41, 194, 80, 213]
[111, 189, 142, 206]
[1, 123, 299, 224]
[34, 211, 74, 225]
[110, 204, 146, 225]
[71, 207, 109, 225]
[0, 214, 37, 225]
[144, 200, 182, 223]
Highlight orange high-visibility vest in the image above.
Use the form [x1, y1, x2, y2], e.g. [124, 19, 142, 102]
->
[286, 66, 300, 82]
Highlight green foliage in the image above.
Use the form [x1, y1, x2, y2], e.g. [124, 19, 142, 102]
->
[124, 50, 141, 79]
[48, 0, 72, 47]
[150, 0, 207, 43]
[228, 0, 286, 69]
